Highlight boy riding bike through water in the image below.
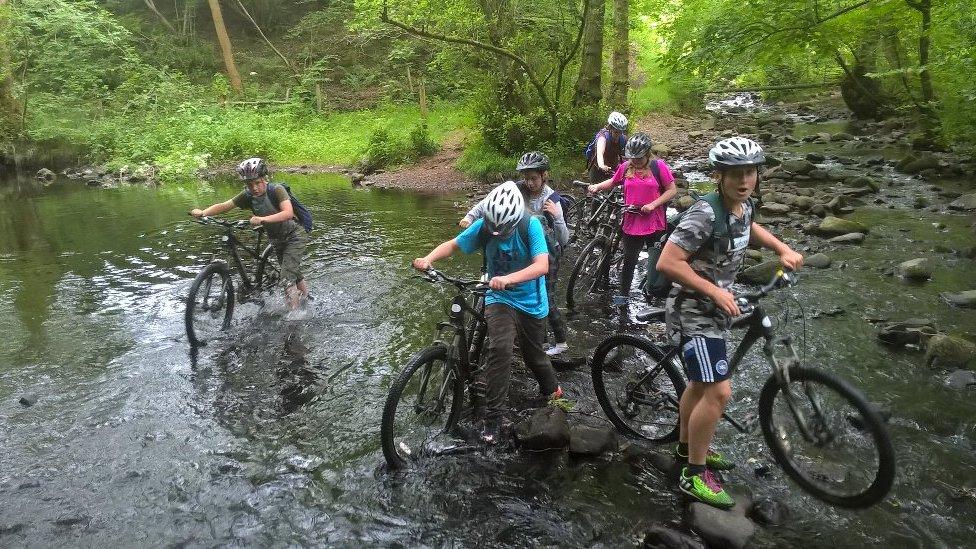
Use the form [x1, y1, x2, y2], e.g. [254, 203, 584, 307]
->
[656, 137, 804, 508]
[413, 181, 568, 443]
[190, 158, 310, 311]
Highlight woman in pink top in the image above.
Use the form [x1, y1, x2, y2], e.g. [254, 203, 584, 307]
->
[587, 132, 678, 301]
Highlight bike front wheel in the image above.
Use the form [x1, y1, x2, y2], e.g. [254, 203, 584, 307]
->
[758, 367, 896, 508]
[591, 334, 686, 443]
[566, 235, 609, 310]
[185, 262, 235, 347]
[381, 344, 464, 469]
[256, 244, 281, 292]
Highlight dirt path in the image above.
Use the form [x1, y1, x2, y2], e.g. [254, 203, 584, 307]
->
[359, 131, 478, 193]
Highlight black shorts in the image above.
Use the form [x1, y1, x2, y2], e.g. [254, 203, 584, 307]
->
[680, 335, 731, 383]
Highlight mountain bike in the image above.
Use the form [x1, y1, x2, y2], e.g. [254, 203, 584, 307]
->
[381, 269, 490, 469]
[184, 216, 281, 347]
[565, 197, 637, 310]
[589, 270, 895, 508]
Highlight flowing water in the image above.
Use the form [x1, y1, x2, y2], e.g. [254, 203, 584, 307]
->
[1, 132, 975, 547]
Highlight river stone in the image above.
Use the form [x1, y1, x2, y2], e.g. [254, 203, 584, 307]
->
[642, 525, 705, 549]
[948, 193, 976, 211]
[515, 407, 570, 450]
[805, 152, 826, 162]
[749, 497, 791, 526]
[807, 169, 830, 180]
[36, 168, 55, 182]
[688, 503, 755, 549]
[568, 425, 617, 455]
[805, 253, 832, 268]
[849, 176, 880, 191]
[877, 318, 938, 346]
[793, 196, 815, 210]
[925, 334, 976, 369]
[897, 258, 933, 281]
[760, 202, 791, 215]
[808, 216, 869, 236]
[946, 369, 976, 390]
[829, 232, 865, 244]
[831, 132, 856, 142]
[941, 290, 976, 308]
[739, 260, 780, 285]
[18, 394, 38, 407]
[652, 144, 671, 157]
[781, 159, 816, 175]
[898, 153, 940, 174]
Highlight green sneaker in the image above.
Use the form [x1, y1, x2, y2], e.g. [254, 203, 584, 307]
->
[679, 467, 735, 509]
[547, 387, 574, 412]
[673, 445, 736, 471]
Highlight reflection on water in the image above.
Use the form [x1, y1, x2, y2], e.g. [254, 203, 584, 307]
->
[0, 162, 974, 546]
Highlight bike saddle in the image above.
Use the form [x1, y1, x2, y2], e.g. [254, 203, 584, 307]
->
[635, 307, 666, 323]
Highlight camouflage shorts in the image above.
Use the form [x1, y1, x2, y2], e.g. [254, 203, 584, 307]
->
[272, 231, 307, 289]
[665, 291, 729, 345]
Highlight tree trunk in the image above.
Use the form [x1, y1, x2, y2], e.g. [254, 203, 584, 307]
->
[608, 0, 628, 109]
[0, 0, 19, 133]
[915, 0, 934, 106]
[573, 0, 605, 107]
[207, 0, 243, 93]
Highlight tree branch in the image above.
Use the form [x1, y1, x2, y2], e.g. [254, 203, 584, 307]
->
[235, 0, 296, 74]
[555, 0, 590, 107]
[380, 2, 557, 130]
[740, 0, 873, 51]
[143, 0, 177, 33]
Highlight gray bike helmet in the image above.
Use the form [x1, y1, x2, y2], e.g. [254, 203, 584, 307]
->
[236, 157, 269, 181]
[708, 137, 765, 169]
[516, 151, 550, 172]
[624, 132, 653, 159]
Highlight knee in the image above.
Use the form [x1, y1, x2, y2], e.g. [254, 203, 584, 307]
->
[708, 384, 732, 406]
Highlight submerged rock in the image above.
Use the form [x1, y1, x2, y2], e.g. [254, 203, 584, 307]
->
[925, 334, 976, 369]
[946, 369, 976, 390]
[739, 260, 780, 285]
[941, 290, 976, 308]
[948, 193, 976, 211]
[515, 406, 570, 450]
[897, 258, 933, 281]
[642, 525, 705, 549]
[749, 497, 791, 526]
[18, 394, 38, 407]
[36, 168, 55, 182]
[877, 318, 938, 346]
[688, 502, 755, 549]
[568, 425, 617, 456]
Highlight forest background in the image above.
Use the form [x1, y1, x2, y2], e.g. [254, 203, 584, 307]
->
[0, 0, 973, 181]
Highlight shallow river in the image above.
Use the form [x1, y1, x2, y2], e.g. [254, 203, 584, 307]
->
[1, 131, 975, 547]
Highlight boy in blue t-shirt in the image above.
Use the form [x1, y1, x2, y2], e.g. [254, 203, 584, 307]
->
[412, 181, 564, 441]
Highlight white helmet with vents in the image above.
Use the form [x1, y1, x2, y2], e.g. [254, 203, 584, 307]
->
[708, 137, 765, 169]
[483, 181, 526, 236]
[607, 111, 628, 131]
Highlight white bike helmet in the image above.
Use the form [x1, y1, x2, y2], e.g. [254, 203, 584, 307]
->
[708, 137, 765, 169]
[483, 181, 526, 236]
[608, 111, 628, 131]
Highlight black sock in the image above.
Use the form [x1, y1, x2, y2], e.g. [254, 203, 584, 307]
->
[677, 442, 689, 456]
[686, 463, 706, 477]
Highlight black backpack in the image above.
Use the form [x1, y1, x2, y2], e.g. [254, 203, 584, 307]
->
[513, 181, 565, 261]
[245, 182, 314, 233]
[640, 192, 733, 300]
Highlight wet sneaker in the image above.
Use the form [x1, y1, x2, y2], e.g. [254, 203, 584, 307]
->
[679, 467, 735, 509]
[545, 342, 569, 357]
[673, 445, 736, 471]
[547, 386, 574, 411]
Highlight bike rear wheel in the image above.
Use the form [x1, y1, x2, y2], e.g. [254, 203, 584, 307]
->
[185, 262, 235, 347]
[758, 367, 895, 508]
[591, 334, 685, 443]
[566, 235, 609, 310]
[381, 344, 464, 469]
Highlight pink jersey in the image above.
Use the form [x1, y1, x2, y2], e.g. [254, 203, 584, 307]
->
[611, 159, 675, 235]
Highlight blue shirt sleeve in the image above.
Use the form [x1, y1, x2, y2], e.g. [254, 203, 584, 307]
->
[455, 218, 484, 254]
[527, 217, 548, 258]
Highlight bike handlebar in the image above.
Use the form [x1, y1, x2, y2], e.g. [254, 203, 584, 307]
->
[189, 214, 264, 233]
[572, 180, 590, 188]
[414, 268, 489, 293]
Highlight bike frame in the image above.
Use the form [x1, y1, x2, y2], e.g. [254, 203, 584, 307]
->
[210, 224, 271, 297]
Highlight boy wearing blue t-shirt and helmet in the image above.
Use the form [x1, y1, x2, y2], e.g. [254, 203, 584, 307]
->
[412, 181, 565, 442]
